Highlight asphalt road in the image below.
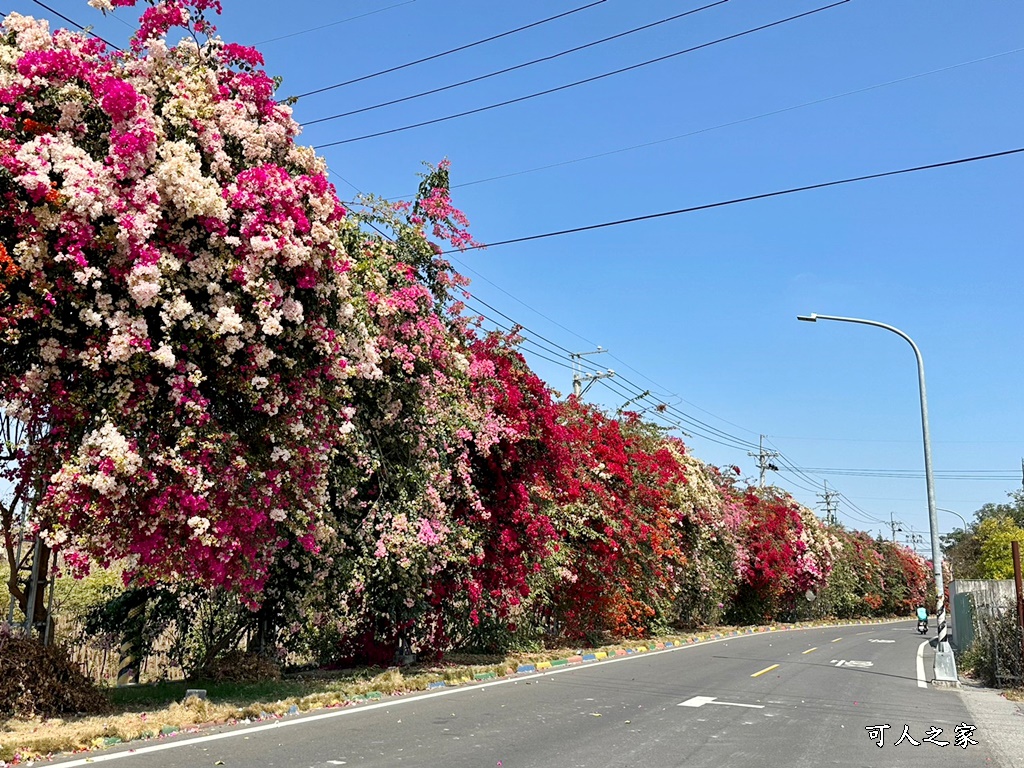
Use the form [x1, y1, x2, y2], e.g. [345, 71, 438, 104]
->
[49, 621, 1007, 768]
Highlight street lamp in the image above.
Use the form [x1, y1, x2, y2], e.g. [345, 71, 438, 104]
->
[937, 507, 970, 531]
[797, 313, 958, 684]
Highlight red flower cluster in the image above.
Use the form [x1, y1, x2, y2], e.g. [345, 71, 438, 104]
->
[0, 244, 19, 293]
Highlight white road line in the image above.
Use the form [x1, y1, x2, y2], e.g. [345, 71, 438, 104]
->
[916, 639, 929, 688]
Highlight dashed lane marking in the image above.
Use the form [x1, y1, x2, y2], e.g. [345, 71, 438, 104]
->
[751, 664, 780, 678]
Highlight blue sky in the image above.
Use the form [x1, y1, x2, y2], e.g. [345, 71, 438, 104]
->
[14, 0, 1024, 550]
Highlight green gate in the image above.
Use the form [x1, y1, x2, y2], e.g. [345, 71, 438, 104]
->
[952, 591, 975, 651]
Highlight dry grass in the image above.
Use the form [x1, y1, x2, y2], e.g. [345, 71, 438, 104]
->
[0, 660, 513, 764]
[0, 616, 902, 764]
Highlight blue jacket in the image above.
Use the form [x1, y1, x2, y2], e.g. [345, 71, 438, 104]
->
[916, 607, 928, 621]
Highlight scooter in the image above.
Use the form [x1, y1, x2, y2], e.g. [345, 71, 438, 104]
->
[916, 618, 929, 634]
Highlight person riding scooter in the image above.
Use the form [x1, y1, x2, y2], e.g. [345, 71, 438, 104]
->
[916, 605, 929, 634]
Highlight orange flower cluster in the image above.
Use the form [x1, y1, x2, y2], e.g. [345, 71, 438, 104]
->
[0, 243, 20, 293]
[22, 118, 55, 135]
[45, 182, 63, 207]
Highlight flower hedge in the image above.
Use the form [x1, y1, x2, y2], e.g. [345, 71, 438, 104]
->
[0, 1, 931, 665]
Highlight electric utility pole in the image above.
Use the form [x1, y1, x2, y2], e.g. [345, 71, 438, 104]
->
[748, 435, 780, 488]
[889, 512, 904, 543]
[570, 347, 614, 399]
[910, 532, 932, 560]
[817, 481, 839, 525]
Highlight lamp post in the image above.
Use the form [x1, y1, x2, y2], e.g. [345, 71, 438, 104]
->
[797, 313, 958, 684]
[937, 507, 970, 531]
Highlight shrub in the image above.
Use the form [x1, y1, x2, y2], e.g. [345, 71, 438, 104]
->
[0, 625, 109, 718]
[959, 610, 1023, 687]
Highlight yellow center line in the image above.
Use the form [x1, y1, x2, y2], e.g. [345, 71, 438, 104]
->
[802, 647, 818, 654]
[751, 664, 780, 678]
[831, 638, 842, 643]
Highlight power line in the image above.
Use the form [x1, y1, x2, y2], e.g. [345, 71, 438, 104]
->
[463, 302, 605, 372]
[837, 492, 888, 526]
[449, 257, 599, 348]
[761, 440, 887, 525]
[757, 456, 851, 518]
[28, 0, 120, 50]
[344, 194, 600, 354]
[766, 434, 1023, 444]
[602, 377, 759, 452]
[778, 467, 1017, 480]
[602, 352, 758, 436]
[462, 313, 758, 439]
[463, 303, 742, 428]
[254, 0, 417, 45]
[330, 180, 605, 376]
[455, 275, 765, 449]
[788, 467, 1014, 476]
[318, 116, 1015, 496]
[608, 371, 759, 450]
[293, 0, 609, 99]
[341, 212, 598, 378]
[440, 47, 1024, 194]
[660, 402, 758, 451]
[507, 344, 578, 373]
[334, 201, 600, 374]
[760, 439, 852, 493]
[614, 374, 761, 450]
[5, 6, 749, 469]
[440, 147, 1024, 253]
[465, 295, 577, 357]
[766, 447, 837, 495]
[595, 378, 710, 438]
[342, 209, 603, 372]
[592, 350, 760, 439]
[314, 1, 851, 147]
[329, 169, 365, 196]
[343, 221, 602, 380]
[304, 0, 729, 126]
